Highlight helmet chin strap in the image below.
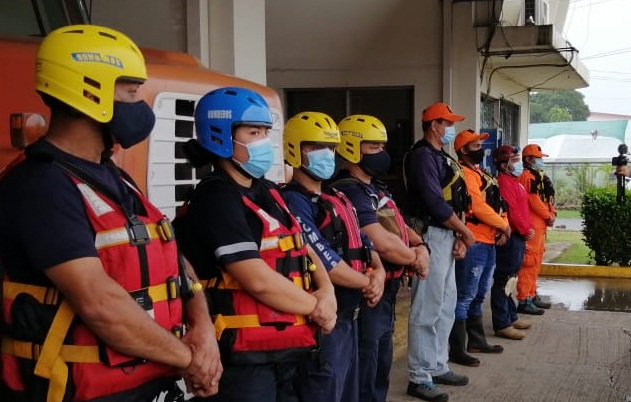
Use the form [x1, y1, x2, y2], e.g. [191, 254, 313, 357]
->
[99, 126, 115, 162]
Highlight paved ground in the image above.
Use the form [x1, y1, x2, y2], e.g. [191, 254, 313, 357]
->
[389, 292, 631, 402]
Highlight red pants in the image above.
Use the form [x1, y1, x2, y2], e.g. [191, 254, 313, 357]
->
[517, 227, 546, 300]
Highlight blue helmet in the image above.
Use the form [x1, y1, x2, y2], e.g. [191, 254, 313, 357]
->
[194, 87, 273, 158]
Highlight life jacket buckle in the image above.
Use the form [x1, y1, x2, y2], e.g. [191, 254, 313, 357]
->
[166, 276, 180, 300]
[126, 217, 150, 246]
[278, 235, 296, 252]
[293, 233, 305, 249]
[157, 218, 176, 242]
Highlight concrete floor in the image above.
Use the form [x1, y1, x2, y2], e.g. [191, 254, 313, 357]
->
[388, 292, 631, 402]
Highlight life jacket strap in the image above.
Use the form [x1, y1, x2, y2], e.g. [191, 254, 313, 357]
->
[213, 313, 308, 340]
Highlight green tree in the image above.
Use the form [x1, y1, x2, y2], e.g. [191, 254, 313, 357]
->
[547, 106, 572, 122]
[529, 90, 590, 123]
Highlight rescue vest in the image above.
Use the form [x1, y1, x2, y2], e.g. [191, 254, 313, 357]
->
[527, 167, 555, 204]
[442, 152, 472, 216]
[1, 157, 183, 402]
[403, 140, 471, 220]
[331, 178, 409, 279]
[280, 181, 372, 273]
[527, 167, 545, 197]
[465, 166, 506, 224]
[199, 184, 317, 365]
[314, 188, 369, 273]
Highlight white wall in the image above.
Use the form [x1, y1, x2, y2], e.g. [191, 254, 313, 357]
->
[91, 0, 187, 52]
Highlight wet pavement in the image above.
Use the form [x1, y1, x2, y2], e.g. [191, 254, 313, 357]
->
[538, 276, 631, 313]
[389, 282, 631, 402]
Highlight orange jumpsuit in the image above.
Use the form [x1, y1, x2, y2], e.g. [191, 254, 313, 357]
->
[517, 167, 556, 301]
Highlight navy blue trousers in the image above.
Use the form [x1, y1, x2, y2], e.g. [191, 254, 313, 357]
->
[491, 234, 525, 331]
[358, 278, 400, 402]
[193, 362, 299, 402]
[297, 311, 359, 402]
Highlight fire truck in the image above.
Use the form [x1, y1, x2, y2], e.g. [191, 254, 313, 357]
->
[0, 0, 285, 218]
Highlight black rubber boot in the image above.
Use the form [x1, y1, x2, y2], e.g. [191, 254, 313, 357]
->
[448, 319, 480, 367]
[466, 316, 504, 354]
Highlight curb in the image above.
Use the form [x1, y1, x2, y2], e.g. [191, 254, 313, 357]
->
[541, 263, 631, 278]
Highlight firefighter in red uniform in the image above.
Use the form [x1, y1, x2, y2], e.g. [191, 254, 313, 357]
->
[516, 144, 556, 315]
[173, 88, 337, 402]
[281, 111, 385, 402]
[0, 25, 222, 402]
[332, 115, 430, 402]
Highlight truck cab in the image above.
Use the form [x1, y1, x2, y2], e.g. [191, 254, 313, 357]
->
[0, 0, 285, 218]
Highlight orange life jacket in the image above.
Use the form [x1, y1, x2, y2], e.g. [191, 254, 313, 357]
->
[2, 163, 183, 401]
[203, 187, 317, 365]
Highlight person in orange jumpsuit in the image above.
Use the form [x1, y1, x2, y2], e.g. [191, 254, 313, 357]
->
[516, 144, 556, 315]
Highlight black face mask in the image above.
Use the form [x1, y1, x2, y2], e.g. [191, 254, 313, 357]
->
[359, 150, 391, 178]
[468, 148, 485, 164]
[106, 101, 156, 149]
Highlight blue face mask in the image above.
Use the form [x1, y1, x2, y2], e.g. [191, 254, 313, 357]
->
[532, 157, 544, 169]
[304, 148, 336, 180]
[234, 137, 274, 178]
[441, 126, 456, 145]
[510, 161, 524, 176]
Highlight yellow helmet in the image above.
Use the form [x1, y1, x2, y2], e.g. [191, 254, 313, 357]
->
[283, 111, 340, 168]
[36, 25, 147, 123]
[337, 115, 387, 163]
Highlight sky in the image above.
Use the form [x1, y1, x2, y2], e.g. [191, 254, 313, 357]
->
[564, 0, 631, 116]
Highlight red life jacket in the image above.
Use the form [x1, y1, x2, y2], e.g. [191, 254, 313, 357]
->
[316, 188, 369, 273]
[2, 167, 183, 401]
[204, 187, 317, 365]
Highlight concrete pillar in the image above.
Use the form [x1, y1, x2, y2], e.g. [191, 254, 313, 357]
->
[450, 2, 482, 131]
[203, 0, 267, 85]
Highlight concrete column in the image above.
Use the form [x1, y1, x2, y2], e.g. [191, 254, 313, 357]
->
[450, 2, 482, 131]
[187, 0, 210, 66]
[206, 0, 267, 85]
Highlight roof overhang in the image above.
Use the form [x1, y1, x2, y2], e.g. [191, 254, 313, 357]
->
[479, 24, 589, 91]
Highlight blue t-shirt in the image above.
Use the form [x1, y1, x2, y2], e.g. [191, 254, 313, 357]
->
[0, 139, 138, 284]
[329, 172, 380, 229]
[281, 180, 371, 309]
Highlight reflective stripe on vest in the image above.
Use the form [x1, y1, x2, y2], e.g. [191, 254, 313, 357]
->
[208, 187, 316, 364]
[2, 173, 183, 402]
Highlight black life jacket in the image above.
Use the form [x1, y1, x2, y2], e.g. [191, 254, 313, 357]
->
[403, 140, 471, 219]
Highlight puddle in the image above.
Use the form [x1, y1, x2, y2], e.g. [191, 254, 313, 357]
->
[537, 277, 631, 313]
